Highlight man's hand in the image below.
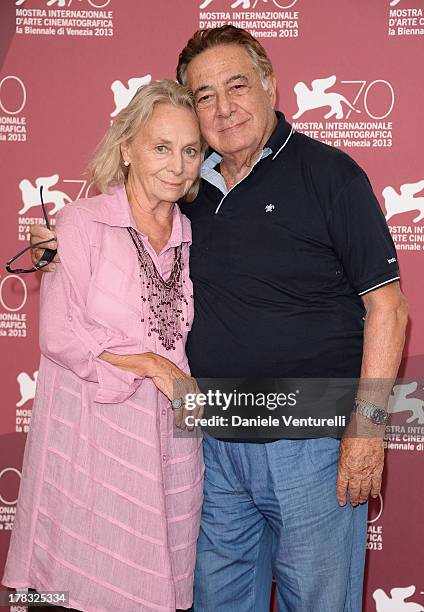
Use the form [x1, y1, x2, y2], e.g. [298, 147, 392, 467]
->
[335, 281, 407, 508]
[30, 224, 59, 271]
[336, 437, 384, 506]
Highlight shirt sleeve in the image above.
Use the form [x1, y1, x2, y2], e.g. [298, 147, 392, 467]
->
[39, 206, 143, 403]
[327, 171, 400, 295]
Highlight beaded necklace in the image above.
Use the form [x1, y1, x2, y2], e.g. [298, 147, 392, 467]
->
[127, 226, 189, 351]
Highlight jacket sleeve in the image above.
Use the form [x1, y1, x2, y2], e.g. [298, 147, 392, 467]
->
[39, 205, 143, 403]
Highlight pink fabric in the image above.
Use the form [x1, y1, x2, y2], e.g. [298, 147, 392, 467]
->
[2, 185, 204, 612]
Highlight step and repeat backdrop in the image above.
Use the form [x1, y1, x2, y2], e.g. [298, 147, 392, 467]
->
[0, 0, 423, 610]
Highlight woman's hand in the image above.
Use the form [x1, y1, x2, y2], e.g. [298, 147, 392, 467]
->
[100, 351, 204, 430]
[147, 353, 204, 430]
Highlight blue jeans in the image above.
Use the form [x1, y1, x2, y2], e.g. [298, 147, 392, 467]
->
[193, 435, 367, 612]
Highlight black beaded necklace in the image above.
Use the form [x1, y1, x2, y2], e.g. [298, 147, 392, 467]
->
[127, 226, 189, 351]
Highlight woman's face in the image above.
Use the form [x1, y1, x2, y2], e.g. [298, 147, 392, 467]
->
[122, 103, 202, 205]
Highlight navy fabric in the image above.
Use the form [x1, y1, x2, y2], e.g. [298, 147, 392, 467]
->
[181, 112, 399, 382]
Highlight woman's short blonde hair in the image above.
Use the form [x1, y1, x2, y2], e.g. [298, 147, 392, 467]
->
[89, 79, 204, 202]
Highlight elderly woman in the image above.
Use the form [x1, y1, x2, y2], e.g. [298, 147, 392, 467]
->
[2, 80, 204, 612]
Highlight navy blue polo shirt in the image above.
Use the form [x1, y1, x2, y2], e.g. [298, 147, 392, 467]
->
[180, 112, 399, 382]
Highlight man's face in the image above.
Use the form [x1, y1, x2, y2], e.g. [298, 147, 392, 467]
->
[186, 44, 277, 158]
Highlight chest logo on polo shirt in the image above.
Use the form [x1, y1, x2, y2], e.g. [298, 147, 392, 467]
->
[265, 204, 275, 213]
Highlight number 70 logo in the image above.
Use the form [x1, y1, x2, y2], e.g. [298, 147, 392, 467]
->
[342, 80, 395, 120]
[292, 77, 395, 121]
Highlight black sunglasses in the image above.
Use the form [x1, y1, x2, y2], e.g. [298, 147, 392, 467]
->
[6, 186, 58, 274]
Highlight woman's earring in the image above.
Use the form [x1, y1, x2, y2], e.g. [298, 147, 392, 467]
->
[124, 160, 130, 167]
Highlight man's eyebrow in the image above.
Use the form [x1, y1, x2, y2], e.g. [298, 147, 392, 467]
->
[193, 74, 249, 98]
[193, 84, 211, 98]
[223, 74, 249, 86]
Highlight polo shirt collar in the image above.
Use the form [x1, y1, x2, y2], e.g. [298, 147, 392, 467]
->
[200, 111, 293, 192]
[91, 183, 191, 245]
[265, 110, 293, 153]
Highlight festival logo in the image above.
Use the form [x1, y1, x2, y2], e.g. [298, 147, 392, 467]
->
[383, 181, 424, 223]
[384, 181, 424, 254]
[291, 75, 395, 149]
[17, 175, 95, 242]
[19, 174, 72, 216]
[385, 382, 424, 452]
[0, 467, 21, 532]
[16, 0, 111, 6]
[368, 494, 384, 525]
[200, 0, 298, 8]
[198, 0, 300, 39]
[0, 274, 28, 339]
[110, 75, 152, 118]
[387, 1, 424, 37]
[367, 494, 384, 551]
[0, 468, 21, 506]
[373, 586, 424, 612]
[388, 382, 424, 424]
[293, 76, 360, 120]
[16, 371, 38, 408]
[0, 75, 27, 144]
[15, 370, 37, 433]
[15, 0, 114, 38]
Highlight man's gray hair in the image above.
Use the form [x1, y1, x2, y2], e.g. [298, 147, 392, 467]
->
[177, 25, 275, 87]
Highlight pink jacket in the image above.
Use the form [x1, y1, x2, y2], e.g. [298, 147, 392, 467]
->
[2, 185, 204, 612]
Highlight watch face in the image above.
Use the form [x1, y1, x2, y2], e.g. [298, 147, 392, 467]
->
[371, 408, 389, 424]
[172, 398, 183, 410]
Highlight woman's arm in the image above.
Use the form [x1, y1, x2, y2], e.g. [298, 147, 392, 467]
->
[39, 206, 144, 403]
[39, 206, 201, 426]
[99, 351, 203, 429]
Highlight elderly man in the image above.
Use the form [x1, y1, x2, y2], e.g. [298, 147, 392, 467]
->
[30, 26, 407, 612]
[177, 26, 408, 612]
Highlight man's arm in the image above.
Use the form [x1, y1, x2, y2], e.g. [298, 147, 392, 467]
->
[336, 281, 408, 506]
[358, 281, 409, 407]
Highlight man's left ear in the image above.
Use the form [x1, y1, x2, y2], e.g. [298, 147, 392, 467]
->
[267, 74, 277, 106]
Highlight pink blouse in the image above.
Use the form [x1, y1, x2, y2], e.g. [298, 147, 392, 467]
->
[2, 185, 204, 611]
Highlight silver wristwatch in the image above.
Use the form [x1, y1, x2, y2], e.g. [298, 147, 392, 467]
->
[353, 399, 390, 425]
